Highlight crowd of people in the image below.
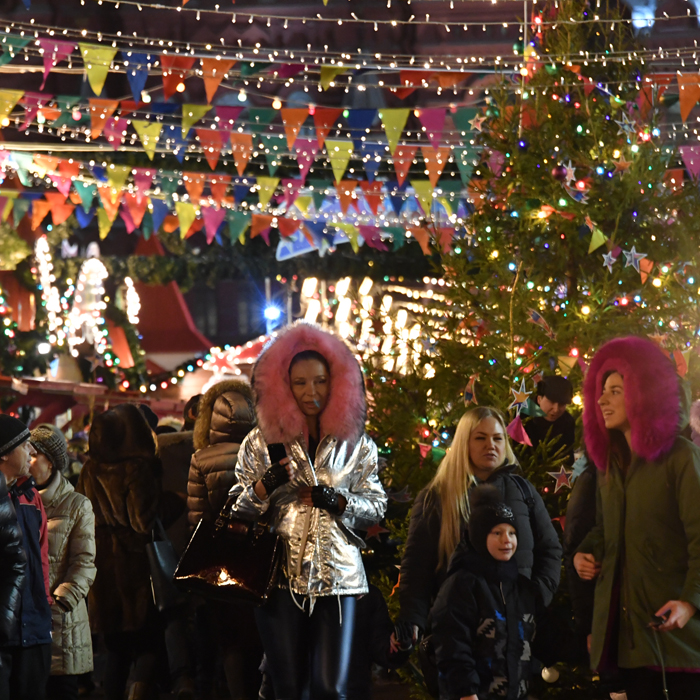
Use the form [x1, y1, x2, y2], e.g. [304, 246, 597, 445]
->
[0, 326, 699, 700]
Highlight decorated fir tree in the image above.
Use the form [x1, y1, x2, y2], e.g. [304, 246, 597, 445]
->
[366, 1, 700, 697]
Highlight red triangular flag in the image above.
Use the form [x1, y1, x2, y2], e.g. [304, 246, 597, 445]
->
[251, 213, 274, 245]
[360, 180, 383, 215]
[196, 128, 224, 170]
[335, 180, 358, 214]
[209, 175, 231, 204]
[393, 144, 417, 186]
[313, 107, 342, 149]
[161, 55, 196, 101]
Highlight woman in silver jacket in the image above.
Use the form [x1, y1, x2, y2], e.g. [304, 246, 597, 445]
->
[228, 322, 387, 700]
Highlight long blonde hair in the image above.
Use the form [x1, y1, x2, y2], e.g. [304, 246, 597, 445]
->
[427, 406, 515, 568]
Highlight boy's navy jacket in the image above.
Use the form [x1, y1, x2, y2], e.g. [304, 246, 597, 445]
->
[7, 476, 52, 647]
[430, 547, 539, 700]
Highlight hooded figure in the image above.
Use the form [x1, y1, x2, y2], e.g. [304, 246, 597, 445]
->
[187, 378, 255, 526]
[228, 322, 387, 700]
[576, 336, 700, 690]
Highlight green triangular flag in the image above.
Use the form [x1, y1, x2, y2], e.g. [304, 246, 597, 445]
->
[240, 62, 272, 77]
[325, 139, 353, 182]
[159, 177, 178, 205]
[307, 179, 328, 211]
[438, 180, 464, 199]
[411, 180, 434, 216]
[0, 36, 30, 68]
[384, 226, 405, 251]
[181, 104, 211, 139]
[73, 181, 96, 214]
[455, 146, 477, 185]
[12, 197, 30, 225]
[51, 96, 82, 128]
[588, 226, 607, 253]
[451, 108, 479, 135]
[378, 108, 410, 154]
[257, 177, 280, 208]
[141, 212, 153, 240]
[248, 107, 277, 135]
[12, 152, 33, 186]
[260, 133, 285, 176]
[227, 210, 251, 244]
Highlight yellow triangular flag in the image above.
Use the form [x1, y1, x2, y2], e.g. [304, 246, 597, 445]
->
[97, 207, 113, 240]
[325, 139, 353, 182]
[257, 177, 280, 208]
[411, 180, 434, 217]
[558, 356, 577, 374]
[175, 201, 198, 238]
[437, 196, 453, 216]
[0, 89, 24, 122]
[78, 43, 118, 96]
[588, 226, 607, 253]
[294, 195, 311, 215]
[107, 165, 131, 202]
[1, 192, 18, 221]
[320, 66, 348, 90]
[335, 222, 359, 253]
[182, 104, 211, 139]
[379, 108, 410, 154]
[132, 120, 162, 160]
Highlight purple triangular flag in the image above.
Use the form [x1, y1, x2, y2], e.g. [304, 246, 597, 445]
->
[418, 108, 446, 150]
[104, 116, 129, 151]
[359, 224, 388, 251]
[133, 168, 155, 204]
[201, 205, 226, 245]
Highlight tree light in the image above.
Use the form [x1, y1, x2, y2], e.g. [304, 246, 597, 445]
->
[581, 306, 590, 315]
[37, 342, 51, 354]
[652, 278, 662, 288]
[264, 305, 281, 321]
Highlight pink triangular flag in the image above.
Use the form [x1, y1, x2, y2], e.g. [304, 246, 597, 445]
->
[679, 144, 700, 180]
[506, 415, 532, 446]
[294, 138, 319, 183]
[275, 64, 304, 79]
[281, 178, 302, 209]
[103, 116, 129, 150]
[133, 168, 155, 204]
[38, 39, 76, 90]
[359, 225, 388, 251]
[418, 107, 447, 150]
[20, 92, 52, 132]
[48, 174, 72, 197]
[488, 150, 506, 177]
[216, 105, 244, 128]
[418, 444, 431, 463]
[201, 205, 226, 244]
[120, 204, 137, 234]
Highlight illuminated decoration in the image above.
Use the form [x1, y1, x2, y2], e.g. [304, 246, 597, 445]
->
[34, 235, 62, 340]
[66, 256, 109, 356]
[202, 335, 270, 377]
[122, 277, 141, 325]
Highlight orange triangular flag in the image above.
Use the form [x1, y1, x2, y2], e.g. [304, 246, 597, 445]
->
[230, 132, 253, 176]
[335, 180, 358, 214]
[31, 199, 52, 230]
[183, 172, 206, 203]
[433, 73, 465, 89]
[421, 145, 450, 187]
[44, 192, 75, 226]
[124, 192, 149, 228]
[281, 108, 309, 149]
[251, 213, 274, 245]
[393, 144, 417, 187]
[196, 128, 223, 170]
[88, 98, 119, 139]
[313, 107, 342, 149]
[678, 73, 700, 122]
[33, 155, 60, 176]
[360, 180, 383, 215]
[408, 226, 431, 255]
[210, 174, 231, 204]
[58, 160, 81, 179]
[200, 58, 236, 103]
[639, 257, 654, 284]
[97, 185, 120, 221]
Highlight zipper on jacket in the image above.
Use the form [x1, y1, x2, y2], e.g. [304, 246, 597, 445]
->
[500, 582, 506, 607]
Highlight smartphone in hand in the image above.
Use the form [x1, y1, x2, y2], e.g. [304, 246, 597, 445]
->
[267, 443, 287, 465]
[650, 613, 668, 628]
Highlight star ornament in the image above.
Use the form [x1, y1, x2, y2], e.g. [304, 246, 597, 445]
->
[469, 113, 487, 132]
[366, 523, 390, 541]
[547, 466, 573, 492]
[614, 157, 632, 174]
[614, 112, 637, 136]
[205, 350, 236, 373]
[623, 246, 647, 273]
[508, 379, 532, 415]
[563, 160, 576, 186]
[602, 250, 617, 273]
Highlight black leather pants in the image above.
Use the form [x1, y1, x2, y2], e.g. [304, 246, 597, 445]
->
[254, 588, 356, 700]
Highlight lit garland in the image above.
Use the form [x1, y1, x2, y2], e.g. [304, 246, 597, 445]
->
[66, 257, 110, 356]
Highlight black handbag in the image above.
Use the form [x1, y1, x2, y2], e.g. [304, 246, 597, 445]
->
[173, 509, 283, 606]
[146, 517, 187, 612]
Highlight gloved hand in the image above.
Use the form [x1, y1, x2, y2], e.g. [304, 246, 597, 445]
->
[393, 619, 419, 651]
[260, 462, 291, 497]
[311, 485, 345, 515]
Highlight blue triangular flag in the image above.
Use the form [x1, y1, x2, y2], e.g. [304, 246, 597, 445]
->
[361, 142, 385, 182]
[90, 164, 108, 182]
[75, 207, 95, 228]
[123, 52, 152, 103]
[347, 109, 377, 149]
[386, 179, 407, 215]
[233, 181, 252, 203]
[149, 198, 170, 233]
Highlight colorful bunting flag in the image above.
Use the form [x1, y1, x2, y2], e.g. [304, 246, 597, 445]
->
[281, 108, 309, 149]
[97, 207, 113, 239]
[38, 39, 76, 90]
[230, 132, 253, 176]
[422, 145, 450, 187]
[417, 107, 447, 149]
[209, 175, 231, 204]
[325, 139, 353, 182]
[411, 180, 433, 216]
[320, 66, 349, 90]
[0, 89, 24, 122]
[104, 116, 129, 150]
[183, 172, 206, 203]
[360, 180, 383, 215]
[201, 205, 227, 244]
[161, 55, 196, 101]
[313, 108, 342, 149]
[257, 177, 280, 208]
[132, 120, 162, 160]
[78, 44, 118, 96]
[226, 210, 251, 244]
[175, 201, 198, 239]
[251, 213, 273, 245]
[392, 144, 417, 186]
[123, 52, 152, 102]
[196, 128, 224, 170]
[200, 58, 236, 103]
[182, 104, 211, 139]
[88, 98, 119, 139]
[379, 108, 410, 154]
[294, 138, 319, 183]
[336, 180, 358, 214]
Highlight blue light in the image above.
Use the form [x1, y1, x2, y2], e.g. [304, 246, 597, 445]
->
[519, 140, 526, 148]
[511, 211, 519, 218]
[634, 296, 641, 303]
[689, 277, 695, 285]
[264, 306, 282, 321]
[596, 166, 604, 175]
[508, 262, 517, 271]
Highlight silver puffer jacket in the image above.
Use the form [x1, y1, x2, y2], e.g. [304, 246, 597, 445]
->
[229, 426, 387, 597]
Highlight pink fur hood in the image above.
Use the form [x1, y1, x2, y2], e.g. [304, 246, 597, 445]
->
[583, 336, 680, 471]
[252, 322, 367, 446]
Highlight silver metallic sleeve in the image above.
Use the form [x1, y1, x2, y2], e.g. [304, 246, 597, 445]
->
[227, 430, 271, 520]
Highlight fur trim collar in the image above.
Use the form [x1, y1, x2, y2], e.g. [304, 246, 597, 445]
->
[194, 378, 254, 450]
[690, 401, 700, 436]
[583, 336, 680, 471]
[252, 322, 366, 446]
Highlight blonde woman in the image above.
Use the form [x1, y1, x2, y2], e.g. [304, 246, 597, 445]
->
[395, 407, 562, 648]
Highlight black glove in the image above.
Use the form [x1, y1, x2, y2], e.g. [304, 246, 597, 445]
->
[311, 485, 344, 515]
[260, 462, 290, 496]
[394, 619, 418, 651]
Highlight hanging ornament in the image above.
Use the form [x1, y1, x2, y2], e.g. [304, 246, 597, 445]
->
[463, 373, 479, 406]
[602, 251, 618, 274]
[563, 160, 576, 187]
[547, 466, 573, 492]
[526, 308, 556, 340]
[551, 164, 567, 182]
[468, 113, 486, 132]
[623, 246, 647, 273]
[508, 379, 532, 414]
[614, 112, 637, 136]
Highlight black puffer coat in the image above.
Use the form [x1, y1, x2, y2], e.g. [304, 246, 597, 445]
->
[187, 379, 255, 526]
[0, 471, 25, 646]
[399, 465, 561, 631]
[431, 548, 539, 700]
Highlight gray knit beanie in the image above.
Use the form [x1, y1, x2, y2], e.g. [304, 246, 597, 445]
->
[30, 424, 69, 473]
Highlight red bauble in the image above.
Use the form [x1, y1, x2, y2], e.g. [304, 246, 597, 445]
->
[551, 164, 567, 182]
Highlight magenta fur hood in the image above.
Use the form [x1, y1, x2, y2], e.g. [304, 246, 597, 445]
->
[252, 322, 367, 446]
[583, 336, 680, 471]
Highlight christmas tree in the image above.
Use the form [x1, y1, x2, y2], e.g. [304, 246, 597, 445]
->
[366, 1, 700, 697]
